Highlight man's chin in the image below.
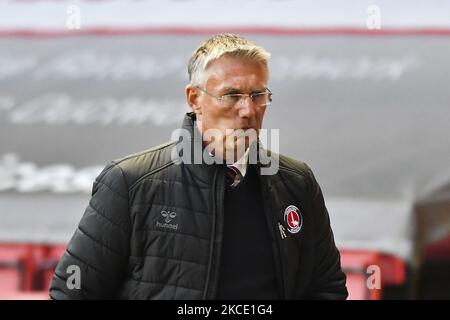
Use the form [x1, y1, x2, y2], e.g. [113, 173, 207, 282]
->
[225, 138, 254, 163]
[204, 128, 258, 163]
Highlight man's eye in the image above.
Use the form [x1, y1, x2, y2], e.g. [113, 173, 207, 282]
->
[223, 95, 241, 103]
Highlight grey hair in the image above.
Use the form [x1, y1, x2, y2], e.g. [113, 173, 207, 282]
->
[187, 33, 271, 86]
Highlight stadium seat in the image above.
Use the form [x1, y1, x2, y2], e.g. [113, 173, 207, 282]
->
[340, 249, 407, 299]
[40, 244, 67, 292]
[344, 272, 374, 300]
[378, 253, 406, 285]
[0, 291, 49, 300]
[0, 244, 35, 291]
[340, 250, 383, 300]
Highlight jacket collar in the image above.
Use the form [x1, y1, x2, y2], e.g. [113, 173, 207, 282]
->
[174, 112, 220, 183]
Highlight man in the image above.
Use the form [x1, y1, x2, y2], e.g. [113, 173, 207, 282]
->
[50, 34, 347, 299]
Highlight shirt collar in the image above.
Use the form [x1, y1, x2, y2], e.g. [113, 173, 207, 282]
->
[206, 147, 249, 177]
[232, 147, 250, 178]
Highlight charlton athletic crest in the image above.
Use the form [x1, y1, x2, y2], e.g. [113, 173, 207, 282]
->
[284, 205, 303, 234]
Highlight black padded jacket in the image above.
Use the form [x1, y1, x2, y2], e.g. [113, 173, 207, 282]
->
[49, 112, 347, 300]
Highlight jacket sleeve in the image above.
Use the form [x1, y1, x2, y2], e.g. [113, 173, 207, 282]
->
[49, 162, 131, 300]
[305, 166, 348, 300]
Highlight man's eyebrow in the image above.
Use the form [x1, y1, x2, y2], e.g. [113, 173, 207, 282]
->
[219, 86, 266, 94]
[218, 86, 241, 94]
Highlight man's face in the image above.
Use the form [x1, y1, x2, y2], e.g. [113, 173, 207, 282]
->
[187, 55, 269, 162]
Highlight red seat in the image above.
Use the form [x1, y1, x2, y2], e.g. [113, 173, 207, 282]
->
[378, 253, 406, 285]
[0, 269, 22, 292]
[41, 244, 67, 292]
[0, 291, 49, 300]
[340, 249, 407, 300]
[0, 244, 35, 291]
[345, 272, 374, 300]
[340, 250, 382, 300]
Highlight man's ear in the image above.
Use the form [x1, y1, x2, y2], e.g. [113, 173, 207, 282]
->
[186, 85, 202, 116]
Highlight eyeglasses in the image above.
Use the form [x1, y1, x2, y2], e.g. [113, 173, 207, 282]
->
[196, 87, 273, 108]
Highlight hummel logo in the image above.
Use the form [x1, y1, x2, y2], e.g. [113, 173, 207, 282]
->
[156, 210, 178, 230]
[161, 210, 177, 223]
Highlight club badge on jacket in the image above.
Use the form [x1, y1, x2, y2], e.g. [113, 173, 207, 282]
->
[284, 205, 303, 234]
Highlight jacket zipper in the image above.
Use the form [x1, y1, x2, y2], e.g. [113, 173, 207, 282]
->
[274, 220, 287, 299]
[278, 222, 287, 239]
[260, 176, 287, 299]
[202, 169, 218, 299]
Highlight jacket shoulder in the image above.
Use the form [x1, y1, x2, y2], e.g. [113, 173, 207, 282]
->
[277, 153, 314, 179]
[106, 140, 178, 191]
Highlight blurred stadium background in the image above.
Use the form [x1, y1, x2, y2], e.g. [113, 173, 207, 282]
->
[0, 0, 449, 299]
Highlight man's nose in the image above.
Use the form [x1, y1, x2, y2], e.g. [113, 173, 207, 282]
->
[237, 96, 257, 118]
